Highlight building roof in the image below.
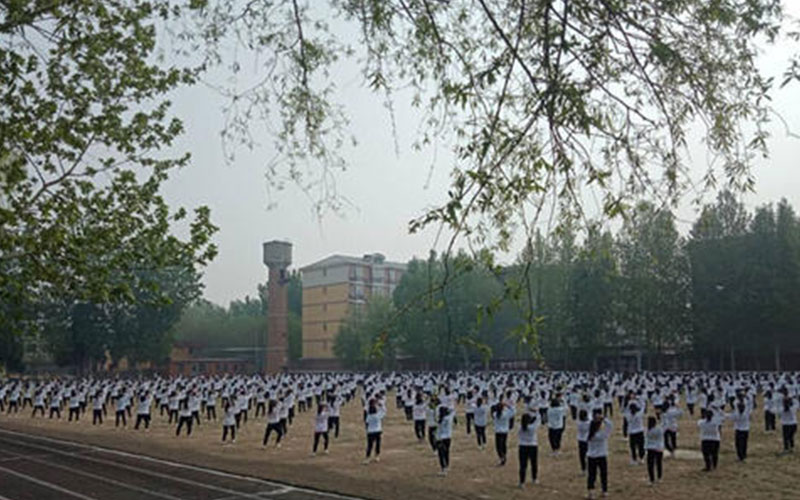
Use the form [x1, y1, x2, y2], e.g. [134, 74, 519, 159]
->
[300, 253, 407, 272]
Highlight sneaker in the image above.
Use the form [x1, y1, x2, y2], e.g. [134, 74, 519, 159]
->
[362, 458, 371, 465]
[438, 470, 447, 477]
[518, 483, 524, 490]
[374, 456, 380, 463]
[324, 449, 330, 455]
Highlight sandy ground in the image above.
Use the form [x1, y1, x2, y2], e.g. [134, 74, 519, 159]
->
[0, 394, 797, 500]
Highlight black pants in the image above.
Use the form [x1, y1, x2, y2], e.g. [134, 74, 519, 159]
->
[115, 410, 127, 427]
[404, 406, 412, 421]
[548, 428, 563, 451]
[135, 414, 151, 430]
[313, 431, 329, 452]
[539, 408, 548, 425]
[222, 425, 236, 442]
[664, 430, 677, 453]
[366, 432, 382, 457]
[256, 402, 266, 417]
[587, 456, 608, 492]
[176, 416, 193, 436]
[288, 407, 295, 424]
[570, 405, 577, 420]
[687, 403, 695, 416]
[466, 413, 474, 434]
[49, 407, 60, 419]
[437, 438, 451, 469]
[428, 425, 438, 451]
[31, 406, 44, 418]
[578, 441, 588, 471]
[92, 409, 103, 424]
[169, 409, 178, 423]
[328, 416, 340, 438]
[622, 417, 628, 437]
[783, 424, 797, 451]
[414, 420, 425, 440]
[68, 407, 80, 421]
[734, 430, 748, 460]
[495, 432, 508, 463]
[629, 432, 645, 460]
[475, 425, 487, 447]
[701, 440, 719, 470]
[518, 445, 538, 483]
[192, 410, 201, 425]
[7, 401, 18, 413]
[207, 406, 216, 420]
[604, 402, 613, 417]
[765, 411, 776, 431]
[646, 450, 663, 482]
[263, 422, 283, 445]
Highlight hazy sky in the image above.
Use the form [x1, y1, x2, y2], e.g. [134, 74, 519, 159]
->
[159, 6, 800, 306]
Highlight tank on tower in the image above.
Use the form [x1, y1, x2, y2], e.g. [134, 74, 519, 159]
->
[263, 240, 292, 373]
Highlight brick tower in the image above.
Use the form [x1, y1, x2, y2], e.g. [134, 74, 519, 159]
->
[262, 240, 292, 373]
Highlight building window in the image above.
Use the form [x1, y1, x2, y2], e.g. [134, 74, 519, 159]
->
[322, 267, 327, 277]
[323, 322, 327, 332]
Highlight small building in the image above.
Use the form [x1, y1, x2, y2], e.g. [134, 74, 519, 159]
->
[165, 342, 255, 376]
[300, 253, 406, 366]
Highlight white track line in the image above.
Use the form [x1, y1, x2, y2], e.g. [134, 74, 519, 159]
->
[0, 428, 360, 499]
[0, 435, 265, 500]
[0, 463, 97, 500]
[0, 492, 17, 500]
[0, 448, 184, 500]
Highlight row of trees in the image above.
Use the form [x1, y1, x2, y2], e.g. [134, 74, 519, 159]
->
[171, 272, 303, 363]
[335, 192, 800, 372]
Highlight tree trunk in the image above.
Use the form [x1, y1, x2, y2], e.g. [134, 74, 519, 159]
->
[729, 346, 736, 372]
[774, 344, 781, 372]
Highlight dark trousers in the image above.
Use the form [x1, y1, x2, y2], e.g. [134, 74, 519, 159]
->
[664, 430, 677, 453]
[570, 405, 577, 420]
[428, 425, 438, 451]
[31, 406, 44, 418]
[256, 402, 266, 417]
[629, 432, 645, 460]
[222, 425, 236, 442]
[495, 432, 508, 463]
[115, 410, 127, 427]
[646, 450, 663, 482]
[404, 406, 413, 421]
[328, 416, 340, 438]
[548, 428, 564, 451]
[437, 438, 451, 469]
[313, 431, 329, 452]
[578, 441, 588, 471]
[687, 403, 695, 416]
[518, 445, 538, 483]
[604, 403, 613, 417]
[466, 413, 474, 434]
[587, 456, 608, 492]
[765, 411, 776, 431]
[414, 420, 425, 440]
[207, 406, 216, 420]
[68, 407, 80, 421]
[733, 430, 748, 460]
[135, 414, 151, 430]
[92, 409, 103, 425]
[701, 440, 719, 470]
[176, 416, 193, 436]
[783, 424, 797, 451]
[475, 425, 487, 446]
[263, 423, 283, 445]
[168, 409, 178, 423]
[49, 407, 60, 419]
[366, 432, 382, 457]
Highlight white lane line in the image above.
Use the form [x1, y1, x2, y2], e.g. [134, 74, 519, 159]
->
[211, 487, 289, 500]
[0, 492, 17, 500]
[0, 464, 97, 500]
[0, 428, 360, 499]
[0, 448, 184, 500]
[0, 436, 269, 500]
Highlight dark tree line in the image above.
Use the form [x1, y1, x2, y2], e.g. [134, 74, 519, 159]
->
[335, 193, 800, 371]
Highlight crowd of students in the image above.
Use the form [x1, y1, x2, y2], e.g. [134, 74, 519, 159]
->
[1, 371, 798, 498]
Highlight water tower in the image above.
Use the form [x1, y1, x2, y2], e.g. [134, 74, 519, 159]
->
[263, 240, 292, 373]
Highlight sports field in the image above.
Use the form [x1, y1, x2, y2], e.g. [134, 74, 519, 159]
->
[0, 393, 796, 500]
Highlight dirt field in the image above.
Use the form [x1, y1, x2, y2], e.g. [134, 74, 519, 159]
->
[0, 394, 797, 500]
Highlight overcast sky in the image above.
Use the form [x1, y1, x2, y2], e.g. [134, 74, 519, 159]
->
[159, 6, 800, 307]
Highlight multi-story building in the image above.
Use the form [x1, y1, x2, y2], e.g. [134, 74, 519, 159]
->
[301, 253, 406, 362]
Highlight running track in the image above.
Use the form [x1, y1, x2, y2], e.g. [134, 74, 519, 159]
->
[0, 428, 361, 500]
